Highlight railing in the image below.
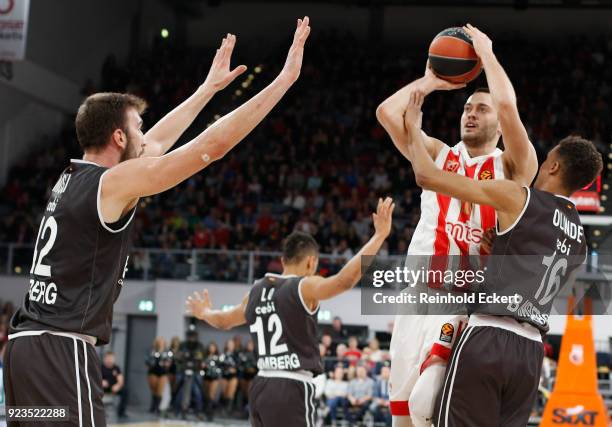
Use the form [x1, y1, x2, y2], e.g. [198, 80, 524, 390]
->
[1, 243, 608, 285]
[0, 243, 404, 284]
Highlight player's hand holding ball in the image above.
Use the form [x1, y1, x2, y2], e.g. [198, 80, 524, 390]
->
[463, 24, 494, 61]
[423, 61, 467, 92]
[372, 197, 395, 239]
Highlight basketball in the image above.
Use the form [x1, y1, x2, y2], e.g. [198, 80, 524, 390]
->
[428, 27, 482, 84]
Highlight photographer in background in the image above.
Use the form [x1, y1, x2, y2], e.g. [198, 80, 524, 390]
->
[101, 352, 128, 419]
[174, 329, 206, 419]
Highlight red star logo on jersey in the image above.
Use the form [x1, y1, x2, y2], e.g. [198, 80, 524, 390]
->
[479, 170, 493, 180]
[445, 159, 460, 173]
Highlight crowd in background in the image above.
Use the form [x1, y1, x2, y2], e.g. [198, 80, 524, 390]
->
[1, 31, 610, 264]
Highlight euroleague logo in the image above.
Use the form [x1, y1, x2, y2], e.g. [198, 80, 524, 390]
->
[439, 323, 454, 343]
[0, 0, 14, 15]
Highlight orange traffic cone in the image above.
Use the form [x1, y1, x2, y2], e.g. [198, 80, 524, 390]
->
[540, 297, 608, 426]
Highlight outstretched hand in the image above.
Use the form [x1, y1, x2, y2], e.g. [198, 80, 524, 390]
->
[373, 197, 395, 239]
[280, 16, 311, 84]
[186, 289, 213, 320]
[203, 34, 248, 92]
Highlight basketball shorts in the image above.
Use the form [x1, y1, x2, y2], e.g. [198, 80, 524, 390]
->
[3, 331, 105, 427]
[389, 314, 466, 416]
[434, 324, 544, 426]
[249, 371, 316, 427]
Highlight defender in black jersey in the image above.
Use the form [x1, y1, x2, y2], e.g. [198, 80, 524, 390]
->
[402, 90, 603, 426]
[186, 198, 394, 427]
[4, 19, 311, 427]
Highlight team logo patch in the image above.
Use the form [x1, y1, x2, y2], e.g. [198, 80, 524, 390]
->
[439, 323, 454, 343]
[479, 170, 493, 180]
[445, 159, 460, 173]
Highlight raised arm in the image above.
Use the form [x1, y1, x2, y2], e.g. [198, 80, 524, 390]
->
[142, 34, 248, 157]
[300, 197, 394, 309]
[404, 91, 526, 229]
[464, 24, 537, 185]
[376, 65, 464, 161]
[100, 17, 311, 222]
[186, 289, 248, 330]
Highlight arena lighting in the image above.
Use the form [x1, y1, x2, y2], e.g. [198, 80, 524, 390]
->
[607, 163, 612, 170]
[254, 65, 262, 73]
[160, 28, 169, 39]
[604, 184, 610, 191]
[235, 89, 242, 96]
[213, 114, 220, 120]
[247, 73, 254, 80]
[608, 153, 612, 159]
[593, 229, 601, 236]
[241, 81, 249, 88]
[592, 242, 598, 249]
[602, 195, 608, 201]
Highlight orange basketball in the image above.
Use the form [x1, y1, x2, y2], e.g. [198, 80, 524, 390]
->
[428, 27, 482, 84]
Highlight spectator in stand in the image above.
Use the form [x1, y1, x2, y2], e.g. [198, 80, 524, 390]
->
[370, 364, 391, 426]
[345, 336, 362, 366]
[101, 351, 128, 418]
[335, 343, 349, 369]
[344, 364, 374, 424]
[324, 365, 349, 425]
[321, 333, 334, 357]
[329, 316, 348, 342]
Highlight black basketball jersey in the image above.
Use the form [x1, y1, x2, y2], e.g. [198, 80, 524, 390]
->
[9, 159, 136, 345]
[470, 187, 587, 333]
[244, 273, 323, 375]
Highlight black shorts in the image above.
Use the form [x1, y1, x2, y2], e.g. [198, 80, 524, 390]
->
[249, 374, 316, 427]
[3, 332, 105, 427]
[434, 325, 544, 427]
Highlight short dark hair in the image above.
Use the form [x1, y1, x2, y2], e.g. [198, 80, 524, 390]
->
[473, 87, 490, 94]
[282, 231, 319, 264]
[75, 92, 147, 152]
[556, 135, 603, 192]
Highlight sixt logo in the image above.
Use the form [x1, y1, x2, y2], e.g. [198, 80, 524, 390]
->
[552, 406, 598, 425]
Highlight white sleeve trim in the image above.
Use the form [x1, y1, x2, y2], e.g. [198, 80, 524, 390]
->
[298, 278, 319, 315]
[496, 186, 530, 236]
[97, 170, 136, 234]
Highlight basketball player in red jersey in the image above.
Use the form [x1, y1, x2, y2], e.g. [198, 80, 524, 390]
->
[376, 24, 538, 427]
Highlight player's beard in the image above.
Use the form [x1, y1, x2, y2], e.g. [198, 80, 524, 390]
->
[120, 133, 141, 162]
[461, 123, 498, 148]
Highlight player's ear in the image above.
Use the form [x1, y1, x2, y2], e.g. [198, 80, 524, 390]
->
[111, 128, 127, 150]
